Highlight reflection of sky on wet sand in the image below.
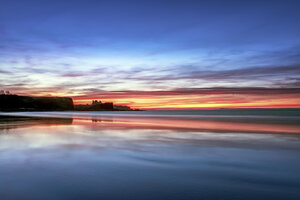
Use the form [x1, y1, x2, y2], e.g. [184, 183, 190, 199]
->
[0, 116, 300, 200]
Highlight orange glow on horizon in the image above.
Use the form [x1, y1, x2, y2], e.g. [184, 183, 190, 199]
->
[73, 93, 300, 109]
[15, 88, 300, 110]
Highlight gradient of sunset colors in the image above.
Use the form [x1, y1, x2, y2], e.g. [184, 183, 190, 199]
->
[1, 0, 300, 109]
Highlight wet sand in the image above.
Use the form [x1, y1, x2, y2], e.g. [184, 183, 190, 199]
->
[0, 112, 300, 200]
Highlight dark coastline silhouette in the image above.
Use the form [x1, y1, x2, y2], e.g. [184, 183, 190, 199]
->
[0, 93, 138, 112]
[0, 94, 74, 111]
[74, 100, 139, 111]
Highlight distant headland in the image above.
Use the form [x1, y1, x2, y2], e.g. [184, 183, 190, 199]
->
[0, 91, 139, 112]
[74, 100, 140, 111]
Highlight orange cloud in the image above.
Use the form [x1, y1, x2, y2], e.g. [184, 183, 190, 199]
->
[72, 88, 300, 109]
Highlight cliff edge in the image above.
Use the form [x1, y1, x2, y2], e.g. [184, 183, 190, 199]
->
[0, 95, 74, 111]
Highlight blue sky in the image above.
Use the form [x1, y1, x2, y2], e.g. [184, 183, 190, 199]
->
[0, 0, 300, 108]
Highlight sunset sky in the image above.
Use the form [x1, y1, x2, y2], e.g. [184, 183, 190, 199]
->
[1, 0, 300, 109]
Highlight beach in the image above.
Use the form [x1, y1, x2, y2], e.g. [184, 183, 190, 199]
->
[0, 110, 300, 200]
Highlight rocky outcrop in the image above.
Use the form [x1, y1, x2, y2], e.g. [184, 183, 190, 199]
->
[0, 95, 74, 111]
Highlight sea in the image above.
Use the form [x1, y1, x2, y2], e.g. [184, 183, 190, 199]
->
[0, 109, 300, 200]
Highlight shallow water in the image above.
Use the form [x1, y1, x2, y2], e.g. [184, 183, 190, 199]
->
[0, 111, 300, 200]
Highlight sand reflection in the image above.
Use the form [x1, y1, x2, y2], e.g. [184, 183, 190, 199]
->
[0, 115, 300, 200]
[73, 116, 300, 134]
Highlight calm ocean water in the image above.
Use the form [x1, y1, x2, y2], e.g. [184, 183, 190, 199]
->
[0, 109, 300, 200]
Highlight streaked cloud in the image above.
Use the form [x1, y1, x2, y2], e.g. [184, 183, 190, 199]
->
[72, 87, 300, 109]
[0, 0, 300, 109]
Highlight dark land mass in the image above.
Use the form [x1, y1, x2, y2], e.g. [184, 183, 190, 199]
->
[74, 99, 140, 111]
[0, 95, 139, 112]
[74, 102, 114, 111]
[0, 95, 74, 111]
